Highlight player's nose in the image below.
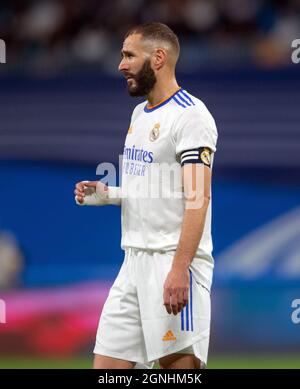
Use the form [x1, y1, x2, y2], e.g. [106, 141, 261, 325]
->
[118, 59, 128, 72]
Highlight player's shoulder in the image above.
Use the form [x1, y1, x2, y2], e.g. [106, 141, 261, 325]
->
[172, 89, 211, 115]
[172, 89, 216, 127]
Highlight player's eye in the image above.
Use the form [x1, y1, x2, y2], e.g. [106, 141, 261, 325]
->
[121, 53, 134, 60]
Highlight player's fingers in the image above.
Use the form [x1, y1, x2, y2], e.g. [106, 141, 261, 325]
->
[163, 301, 172, 315]
[163, 289, 172, 315]
[183, 289, 189, 307]
[75, 183, 85, 195]
[75, 196, 84, 204]
[170, 294, 179, 315]
[163, 287, 170, 304]
[164, 303, 172, 315]
[83, 181, 97, 187]
[177, 291, 184, 313]
[171, 304, 179, 315]
[74, 189, 83, 196]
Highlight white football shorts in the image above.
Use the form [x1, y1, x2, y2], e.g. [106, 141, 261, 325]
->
[94, 248, 211, 366]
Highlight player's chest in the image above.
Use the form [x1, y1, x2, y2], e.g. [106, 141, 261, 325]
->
[125, 116, 175, 163]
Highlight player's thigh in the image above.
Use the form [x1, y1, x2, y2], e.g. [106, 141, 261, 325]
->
[93, 354, 136, 369]
[159, 353, 201, 369]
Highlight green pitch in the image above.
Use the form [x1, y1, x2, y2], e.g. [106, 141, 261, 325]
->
[0, 354, 299, 369]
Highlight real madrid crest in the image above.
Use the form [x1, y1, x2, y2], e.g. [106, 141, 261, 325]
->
[149, 123, 160, 142]
[200, 148, 211, 166]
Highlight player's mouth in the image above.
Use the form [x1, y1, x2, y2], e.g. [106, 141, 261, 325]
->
[125, 74, 135, 82]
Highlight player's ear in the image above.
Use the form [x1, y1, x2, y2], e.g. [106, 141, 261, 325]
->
[153, 48, 166, 70]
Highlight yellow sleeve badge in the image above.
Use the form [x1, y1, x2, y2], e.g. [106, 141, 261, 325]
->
[200, 148, 211, 166]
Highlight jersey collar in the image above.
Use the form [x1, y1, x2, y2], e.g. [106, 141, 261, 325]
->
[144, 87, 182, 113]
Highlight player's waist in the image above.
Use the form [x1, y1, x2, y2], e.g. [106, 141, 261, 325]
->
[122, 244, 214, 261]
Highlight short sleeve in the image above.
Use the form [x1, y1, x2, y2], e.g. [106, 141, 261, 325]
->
[173, 104, 218, 156]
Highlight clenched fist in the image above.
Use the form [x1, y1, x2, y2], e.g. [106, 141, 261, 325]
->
[74, 181, 108, 205]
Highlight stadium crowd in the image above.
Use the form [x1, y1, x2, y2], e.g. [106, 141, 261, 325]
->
[1, 0, 299, 72]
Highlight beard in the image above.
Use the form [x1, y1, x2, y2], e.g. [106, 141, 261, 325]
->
[126, 59, 157, 97]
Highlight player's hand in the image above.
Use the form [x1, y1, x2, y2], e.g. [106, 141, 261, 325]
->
[163, 266, 189, 315]
[74, 181, 107, 204]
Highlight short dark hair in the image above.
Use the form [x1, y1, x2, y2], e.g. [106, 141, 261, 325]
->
[125, 22, 180, 58]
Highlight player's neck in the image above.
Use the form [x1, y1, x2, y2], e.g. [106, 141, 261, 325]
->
[146, 79, 180, 108]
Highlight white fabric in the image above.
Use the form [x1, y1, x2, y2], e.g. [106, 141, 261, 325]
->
[94, 249, 211, 365]
[120, 88, 218, 291]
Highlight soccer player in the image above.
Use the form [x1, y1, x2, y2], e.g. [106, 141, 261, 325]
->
[74, 22, 217, 369]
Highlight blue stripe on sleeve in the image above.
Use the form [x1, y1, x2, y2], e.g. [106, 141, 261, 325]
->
[173, 96, 186, 108]
[181, 90, 195, 105]
[177, 92, 192, 106]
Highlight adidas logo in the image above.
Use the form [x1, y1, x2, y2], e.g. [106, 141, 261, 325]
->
[162, 330, 176, 341]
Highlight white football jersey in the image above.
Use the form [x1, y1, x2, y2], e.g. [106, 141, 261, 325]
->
[120, 88, 218, 288]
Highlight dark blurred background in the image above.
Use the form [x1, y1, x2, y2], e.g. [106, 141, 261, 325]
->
[1, 0, 300, 73]
[0, 0, 300, 368]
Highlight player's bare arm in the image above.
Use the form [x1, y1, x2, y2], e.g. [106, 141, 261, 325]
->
[163, 163, 211, 315]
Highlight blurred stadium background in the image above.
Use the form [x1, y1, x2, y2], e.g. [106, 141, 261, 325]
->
[0, 0, 300, 369]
